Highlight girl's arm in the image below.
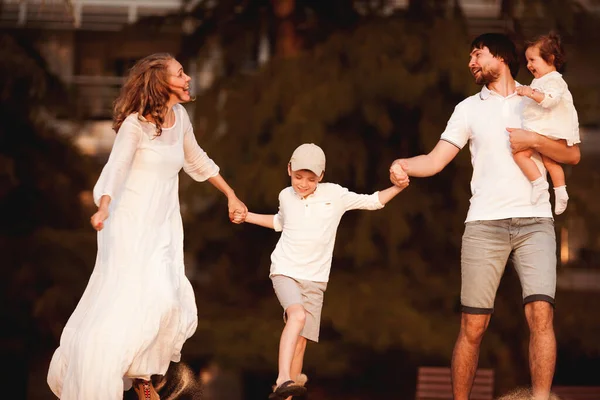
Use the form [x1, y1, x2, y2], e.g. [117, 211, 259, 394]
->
[245, 212, 277, 229]
[517, 85, 546, 104]
[517, 78, 566, 108]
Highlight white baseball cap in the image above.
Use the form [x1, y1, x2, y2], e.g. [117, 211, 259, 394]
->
[289, 143, 326, 176]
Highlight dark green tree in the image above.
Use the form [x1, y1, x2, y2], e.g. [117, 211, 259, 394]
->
[0, 33, 98, 399]
[177, 2, 600, 397]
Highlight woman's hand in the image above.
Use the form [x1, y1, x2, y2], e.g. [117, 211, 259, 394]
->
[228, 195, 248, 224]
[90, 207, 109, 231]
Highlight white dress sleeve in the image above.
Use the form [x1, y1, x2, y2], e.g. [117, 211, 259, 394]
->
[181, 107, 220, 182]
[535, 75, 567, 110]
[92, 118, 142, 206]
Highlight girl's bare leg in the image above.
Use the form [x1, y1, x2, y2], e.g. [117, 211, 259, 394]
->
[542, 155, 568, 215]
[513, 149, 548, 203]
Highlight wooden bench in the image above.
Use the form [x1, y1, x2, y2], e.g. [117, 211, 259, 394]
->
[415, 366, 494, 400]
[552, 386, 600, 400]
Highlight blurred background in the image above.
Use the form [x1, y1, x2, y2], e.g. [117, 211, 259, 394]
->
[1, 0, 599, 399]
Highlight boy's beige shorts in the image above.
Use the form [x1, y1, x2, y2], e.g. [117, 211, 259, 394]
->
[271, 274, 327, 342]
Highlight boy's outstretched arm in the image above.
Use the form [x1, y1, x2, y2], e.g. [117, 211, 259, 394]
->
[245, 212, 277, 229]
[378, 177, 409, 206]
[377, 185, 404, 206]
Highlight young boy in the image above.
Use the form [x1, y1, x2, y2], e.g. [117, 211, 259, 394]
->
[243, 143, 409, 399]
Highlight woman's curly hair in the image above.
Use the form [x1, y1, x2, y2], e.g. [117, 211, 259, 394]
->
[112, 53, 174, 136]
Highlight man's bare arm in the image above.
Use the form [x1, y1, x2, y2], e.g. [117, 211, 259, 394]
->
[507, 127, 580, 165]
[390, 140, 460, 179]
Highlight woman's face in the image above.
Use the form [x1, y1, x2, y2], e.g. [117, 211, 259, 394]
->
[166, 59, 192, 104]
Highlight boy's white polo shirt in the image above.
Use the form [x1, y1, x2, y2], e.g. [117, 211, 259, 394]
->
[270, 182, 383, 283]
[440, 84, 552, 222]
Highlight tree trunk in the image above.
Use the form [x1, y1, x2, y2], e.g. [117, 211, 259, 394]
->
[271, 0, 300, 57]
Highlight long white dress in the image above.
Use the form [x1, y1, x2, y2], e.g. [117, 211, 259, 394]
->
[47, 104, 219, 399]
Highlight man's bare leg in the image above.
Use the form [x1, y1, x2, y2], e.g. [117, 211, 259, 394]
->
[525, 301, 556, 400]
[451, 313, 491, 400]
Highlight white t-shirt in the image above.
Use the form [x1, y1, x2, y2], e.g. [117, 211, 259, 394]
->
[440, 85, 552, 222]
[269, 183, 384, 282]
[522, 71, 580, 146]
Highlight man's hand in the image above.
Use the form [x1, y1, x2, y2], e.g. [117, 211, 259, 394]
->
[507, 127, 539, 154]
[389, 160, 410, 187]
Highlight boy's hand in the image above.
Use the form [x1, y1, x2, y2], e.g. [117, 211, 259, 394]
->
[230, 210, 246, 224]
[228, 195, 248, 223]
[390, 161, 409, 188]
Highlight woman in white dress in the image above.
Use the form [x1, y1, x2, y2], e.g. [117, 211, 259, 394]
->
[47, 53, 248, 400]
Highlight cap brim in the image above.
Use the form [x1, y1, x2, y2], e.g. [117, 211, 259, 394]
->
[290, 161, 323, 176]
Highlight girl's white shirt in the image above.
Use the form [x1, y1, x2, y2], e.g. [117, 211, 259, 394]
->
[522, 71, 581, 146]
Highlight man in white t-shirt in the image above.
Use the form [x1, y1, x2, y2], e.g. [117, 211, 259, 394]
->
[390, 33, 580, 400]
[244, 143, 409, 399]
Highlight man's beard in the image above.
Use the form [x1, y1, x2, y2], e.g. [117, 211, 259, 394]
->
[474, 67, 500, 85]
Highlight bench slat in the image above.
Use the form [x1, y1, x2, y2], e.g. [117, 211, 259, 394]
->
[416, 367, 494, 400]
[552, 386, 600, 400]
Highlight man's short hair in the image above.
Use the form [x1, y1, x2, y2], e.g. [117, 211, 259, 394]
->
[471, 33, 519, 78]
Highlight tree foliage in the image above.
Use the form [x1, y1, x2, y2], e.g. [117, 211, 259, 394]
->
[0, 33, 98, 398]
[5, 1, 600, 398]
[179, 14, 492, 396]
[179, 6, 600, 396]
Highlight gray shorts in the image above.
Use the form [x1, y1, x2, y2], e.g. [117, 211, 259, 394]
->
[461, 217, 556, 314]
[271, 275, 327, 342]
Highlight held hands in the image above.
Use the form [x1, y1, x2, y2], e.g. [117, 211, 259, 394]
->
[389, 160, 410, 189]
[506, 127, 539, 154]
[228, 195, 248, 224]
[90, 207, 109, 231]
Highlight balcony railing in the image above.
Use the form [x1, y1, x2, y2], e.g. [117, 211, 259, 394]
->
[1, 0, 185, 31]
[67, 75, 124, 119]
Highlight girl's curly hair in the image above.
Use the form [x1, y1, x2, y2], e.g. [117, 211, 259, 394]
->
[526, 31, 566, 73]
